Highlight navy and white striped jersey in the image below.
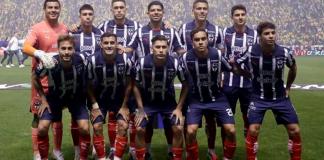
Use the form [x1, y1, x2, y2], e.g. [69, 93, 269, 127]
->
[35, 54, 88, 100]
[223, 26, 257, 88]
[238, 44, 296, 100]
[179, 20, 224, 51]
[127, 23, 183, 59]
[134, 54, 186, 104]
[181, 47, 232, 102]
[70, 26, 103, 58]
[87, 51, 132, 103]
[97, 19, 141, 47]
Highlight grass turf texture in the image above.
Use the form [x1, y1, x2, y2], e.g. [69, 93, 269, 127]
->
[0, 57, 323, 159]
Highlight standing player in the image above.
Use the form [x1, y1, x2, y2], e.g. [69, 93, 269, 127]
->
[33, 35, 91, 160]
[240, 22, 301, 160]
[133, 35, 189, 160]
[97, 0, 141, 158]
[125, 1, 185, 158]
[86, 32, 133, 160]
[222, 4, 257, 138]
[178, 0, 224, 159]
[181, 29, 247, 160]
[22, 0, 68, 159]
[69, 4, 102, 159]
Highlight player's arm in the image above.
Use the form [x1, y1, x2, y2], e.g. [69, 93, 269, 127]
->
[123, 30, 140, 53]
[32, 68, 50, 117]
[285, 49, 297, 97]
[173, 30, 186, 56]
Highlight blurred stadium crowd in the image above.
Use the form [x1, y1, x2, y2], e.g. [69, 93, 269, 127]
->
[0, 0, 323, 46]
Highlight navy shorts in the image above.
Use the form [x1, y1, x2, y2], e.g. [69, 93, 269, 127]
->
[40, 100, 89, 122]
[223, 86, 252, 114]
[247, 97, 299, 125]
[186, 95, 235, 125]
[138, 103, 178, 128]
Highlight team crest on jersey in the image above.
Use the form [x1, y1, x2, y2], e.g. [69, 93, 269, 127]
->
[247, 38, 254, 46]
[117, 64, 125, 74]
[211, 62, 218, 72]
[167, 69, 175, 80]
[276, 58, 285, 69]
[208, 34, 214, 42]
[128, 28, 135, 37]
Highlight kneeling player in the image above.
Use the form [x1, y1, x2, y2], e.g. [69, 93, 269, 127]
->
[240, 22, 302, 160]
[181, 29, 250, 160]
[133, 35, 189, 160]
[33, 35, 91, 160]
[87, 32, 133, 160]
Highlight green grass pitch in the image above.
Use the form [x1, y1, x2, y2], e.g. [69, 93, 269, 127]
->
[0, 56, 323, 159]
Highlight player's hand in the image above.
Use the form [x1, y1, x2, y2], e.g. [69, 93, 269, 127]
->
[38, 99, 50, 118]
[91, 108, 103, 123]
[164, 21, 173, 29]
[171, 108, 184, 126]
[285, 88, 290, 98]
[134, 108, 148, 127]
[117, 44, 126, 54]
[69, 23, 80, 32]
[118, 106, 130, 122]
[34, 50, 56, 69]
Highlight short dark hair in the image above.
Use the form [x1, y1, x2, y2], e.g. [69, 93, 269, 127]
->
[193, 0, 209, 8]
[57, 35, 75, 47]
[79, 4, 94, 14]
[231, 4, 246, 16]
[111, 0, 126, 6]
[257, 21, 276, 35]
[151, 35, 169, 45]
[100, 32, 117, 41]
[190, 28, 208, 40]
[148, 1, 164, 11]
[43, 0, 61, 9]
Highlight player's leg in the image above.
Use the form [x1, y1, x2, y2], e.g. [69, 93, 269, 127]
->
[136, 115, 152, 160]
[77, 119, 91, 160]
[114, 113, 130, 160]
[70, 119, 80, 160]
[144, 118, 154, 158]
[245, 100, 267, 160]
[128, 113, 137, 159]
[31, 114, 40, 160]
[91, 106, 106, 160]
[165, 112, 184, 160]
[274, 98, 301, 160]
[238, 88, 252, 137]
[185, 106, 203, 160]
[108, 111, 117, 155]
[163, 116, 174, 158]
[204, 112, 218, 160]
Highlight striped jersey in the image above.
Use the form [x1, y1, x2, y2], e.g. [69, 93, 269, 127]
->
[35, 54, 87, 100]
[134, 54, 186, 104]
[181, 47, 232, 102]
[223, 26, 257, 88]
[237, 44, 296, 100]
[179, 20, 224, 51]
[128, 23, 183, 59]
[87, 51, 132, 103]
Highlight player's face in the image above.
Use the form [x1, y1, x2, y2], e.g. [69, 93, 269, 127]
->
[101, 36, 117, 56]
[111, 1, 126, 20]
[59, 41, 74, 62]
[152, 40, 169, 61]
[192, 31, 208, 53]
[193, 2, 208, 21]
[44, 2, 61, 21]
[232, 9, 246, 26]
[80, 10, 94, 27]
[147, 5, 164, 23]
[260, 28, 276, 46]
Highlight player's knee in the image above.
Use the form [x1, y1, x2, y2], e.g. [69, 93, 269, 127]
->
[172, 125, 183, 138]
[186, 125, 198, 137]
[38, 125, 49, 137]
[224, 125, 236, 135]
[287, 125, 300, 137]
[93, 123, 103, 136]
[117, 120, 128, 136]
[136, 127, 145, 135]
[248, 124, 260, 136]
[79, 124, 90, 135]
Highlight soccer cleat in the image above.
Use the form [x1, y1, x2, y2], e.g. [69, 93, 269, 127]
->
[92, 145, 97, 158]
[128, 150, 136, 160]
[52, 149, 64, 160]
[207, 151, 218, 160]
[106, 149, 114, 160]
[10, 64, 15, 67]
[74, 147, 80, 160]
[5, 65, 11, 68]
[33, 153, 41, 160]
[167, 152, 173, 160]
[19, 64, 25, 68]
[145, 152, 152, 160]
[0, 64, 2, 67]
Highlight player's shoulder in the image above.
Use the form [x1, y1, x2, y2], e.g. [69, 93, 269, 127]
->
[92, 26, 103, 35]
